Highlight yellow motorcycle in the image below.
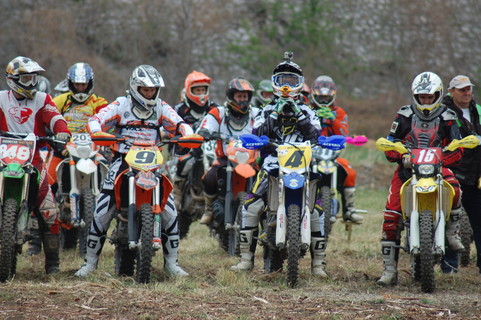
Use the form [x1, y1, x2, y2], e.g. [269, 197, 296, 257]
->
[376, 134, 479, 292]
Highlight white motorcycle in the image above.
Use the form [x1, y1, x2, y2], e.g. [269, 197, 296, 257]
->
[56, 133, 108, 256]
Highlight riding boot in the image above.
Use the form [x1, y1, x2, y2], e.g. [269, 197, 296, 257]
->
[446, 209, 464, 253]
[26, 215, 42, 256]
[311, 237, 328, 277]
[163, 233, 189, 277]
[199, 192, 217, 225]
[42, 232, 60, 274]
[74, 234, 104, 277]
[342, 187, 364, 223]
[376, 240, 399, 286]
[231, 229, 257, 271]
[172, 175, 186, 210]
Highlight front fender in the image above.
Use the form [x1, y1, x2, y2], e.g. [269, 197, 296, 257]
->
[282, 172, 304, 190]
[76, 158, 97, 175]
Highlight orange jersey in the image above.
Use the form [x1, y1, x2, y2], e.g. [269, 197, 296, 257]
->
[321, 105, 349, 137]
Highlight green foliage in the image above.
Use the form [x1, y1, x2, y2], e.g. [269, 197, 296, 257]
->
[227, 0, 348, 82]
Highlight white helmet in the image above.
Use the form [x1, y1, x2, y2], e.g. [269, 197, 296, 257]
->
[411, 71, 443, 118]
[5, 56, 45, 99]
[129, 65, 164, 110]
[67, 62, 94, 103]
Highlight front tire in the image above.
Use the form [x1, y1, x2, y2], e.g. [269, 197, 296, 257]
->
[419, 210, 435, 293]
[79, 188, 95, 257]
[135, 204, 154, 283]
[286, 204, 301, 288]
[320, 186, 333, 238]
[0, 199, 18, 282]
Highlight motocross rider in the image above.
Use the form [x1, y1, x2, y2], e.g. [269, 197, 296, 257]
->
[230, 53, 328, 276]
[75, 65, 194, 278]
[196, 77, 260, 225]
[252, 79, 274, 108]
[0, 56, 71, 274]
[25, 74, 55, 256]
[25, 63, 109, 256]
[309, 75, 363, 223]
[377, 71, 465, 286]
[172, 70, 219, 210]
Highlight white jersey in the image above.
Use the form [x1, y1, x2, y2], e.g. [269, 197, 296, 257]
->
[197, 105, 259, 158]
[88, 96, 193, 153]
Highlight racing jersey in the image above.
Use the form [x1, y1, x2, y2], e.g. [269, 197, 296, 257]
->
[54, 92, 107, 134]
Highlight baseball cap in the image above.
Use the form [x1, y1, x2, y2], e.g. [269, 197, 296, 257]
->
[448, 75, 474, 89]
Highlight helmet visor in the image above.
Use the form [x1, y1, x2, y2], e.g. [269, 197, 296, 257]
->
[19, 74, 38, 87]
[314, 95, 334, 106]
[273, 73, 302, 88]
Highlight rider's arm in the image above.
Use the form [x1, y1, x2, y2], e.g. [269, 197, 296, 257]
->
[40, 94, 69, 135]
[196, 107, 221, 138]
[159, 101, 193, 137]
[298, 105, 321, 143]
[329, 106, 349, 136]
[87, 99, 121, 134]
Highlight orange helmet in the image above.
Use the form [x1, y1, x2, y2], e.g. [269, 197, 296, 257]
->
[184, 70, 211, 112]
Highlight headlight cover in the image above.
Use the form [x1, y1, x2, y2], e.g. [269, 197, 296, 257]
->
[418, 164, 434, 175]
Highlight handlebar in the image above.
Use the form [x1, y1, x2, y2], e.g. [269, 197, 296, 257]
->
[0, 131, 66, 145]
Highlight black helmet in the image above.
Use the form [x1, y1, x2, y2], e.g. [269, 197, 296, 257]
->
[271, 52, 304, 99]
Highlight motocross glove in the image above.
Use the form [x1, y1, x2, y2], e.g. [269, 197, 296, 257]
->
[55, 132, 71, 143]
[316, 107, 335, 120]
[402, 153, 412, 168]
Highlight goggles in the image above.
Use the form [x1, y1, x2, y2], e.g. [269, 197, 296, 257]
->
[18, 73, 38, 87]
[314, 95, 334, 105]
[272, 73, 303, 88]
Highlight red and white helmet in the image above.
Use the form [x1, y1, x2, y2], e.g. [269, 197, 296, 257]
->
[311, 75, 337, 108]
[5, 56, 45, 99]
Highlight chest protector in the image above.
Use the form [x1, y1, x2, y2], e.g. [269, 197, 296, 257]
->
[407, 114, 441, 148]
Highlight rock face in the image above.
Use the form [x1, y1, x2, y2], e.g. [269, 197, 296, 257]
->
[333, 0, 481, 98]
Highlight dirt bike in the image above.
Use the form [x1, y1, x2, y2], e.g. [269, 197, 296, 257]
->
[241, 134, 346, 287]
[208, 135, 259, 256]
[311, 135, 367, 238]
[92, 132, 203, 283]
[0, 132, 64, 282]
[376, 134, 479, 293]
[56, 133, 108, 256]
[177, 139, 216, 239]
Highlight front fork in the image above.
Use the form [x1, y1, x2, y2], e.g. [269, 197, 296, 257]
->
[408, 174, 446, 255]
[275, 173, 311, 250]
[127, 171, 162, 251]
[68, 161, 84, 227]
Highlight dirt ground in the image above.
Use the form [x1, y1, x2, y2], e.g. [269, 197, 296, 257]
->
[1, 154, 480, 319]
[1, 247, 480, 320]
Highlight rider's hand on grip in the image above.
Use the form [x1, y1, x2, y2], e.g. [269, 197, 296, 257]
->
[316, 107, 335, 120]
[55, 132, 71, 143]
[402, 153, 412, 168]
